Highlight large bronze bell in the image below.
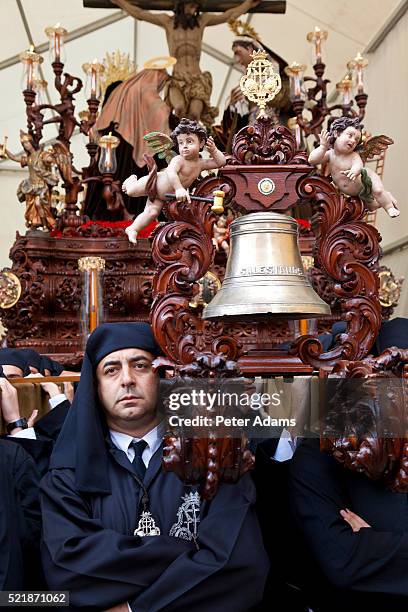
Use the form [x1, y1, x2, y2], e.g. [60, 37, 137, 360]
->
[203, 212, 331, 321]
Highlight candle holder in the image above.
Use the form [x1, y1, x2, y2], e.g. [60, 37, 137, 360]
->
[19, 47, 44, 141]
[82, 59, 105, 102]
[32, 78, 48, 106]
[347, 52, 369, 95]
[290, 27, 369, 144]
[45, 23, 67, 64]
[82, 133, 124, 212]
[284, 61, 307, 101]
[78, 256, 105, 340]
[20, 46, 43, 92]
[98, 133, 120, 174]
[306, 26, 328, 65]
[336, 74, 353, 107]
[240, 50, 282, 119]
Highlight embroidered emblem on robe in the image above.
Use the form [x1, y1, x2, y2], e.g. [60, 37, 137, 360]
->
[169, 491, 201, 541]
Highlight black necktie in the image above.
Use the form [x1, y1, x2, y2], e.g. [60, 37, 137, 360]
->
[130, 439, 148, 480]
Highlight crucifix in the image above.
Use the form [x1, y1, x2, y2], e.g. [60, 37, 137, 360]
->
[83, 0, 286, 125]
[84, 1, 286, 12]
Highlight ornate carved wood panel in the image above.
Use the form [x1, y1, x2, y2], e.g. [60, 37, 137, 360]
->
[2, 227, 154, 362]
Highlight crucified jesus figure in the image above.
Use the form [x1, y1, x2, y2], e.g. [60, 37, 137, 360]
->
[112, 0, 261, 125]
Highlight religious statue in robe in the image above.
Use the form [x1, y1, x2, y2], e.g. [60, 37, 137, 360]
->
[111, 0, 261, 126]
[1, 131, 58, 231]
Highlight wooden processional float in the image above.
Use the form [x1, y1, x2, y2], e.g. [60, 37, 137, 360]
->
[146, 51, 408, 500]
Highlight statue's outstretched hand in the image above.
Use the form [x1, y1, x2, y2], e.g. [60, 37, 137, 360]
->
[340, 168, 359, 181]
[206, 137, 217, 154]
[319, 129, 330, 149]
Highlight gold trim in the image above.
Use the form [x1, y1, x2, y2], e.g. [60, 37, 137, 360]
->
[0, 271, 22, 309]
[78, 256, 106, 272]
[143, 56, 177, 70]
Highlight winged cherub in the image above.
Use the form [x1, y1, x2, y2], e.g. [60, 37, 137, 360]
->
[122, 118, 226, 244]
[308, 117, 399, 217]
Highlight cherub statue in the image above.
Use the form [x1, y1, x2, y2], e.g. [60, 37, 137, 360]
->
[308, 117, 399, 217]
[2, 131, 59, 230]
[122, 118, 226, 244]
[212, 214, 230, 255]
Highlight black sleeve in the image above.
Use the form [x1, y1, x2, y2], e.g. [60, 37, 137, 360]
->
[11, 444, 44, 589]
[5, 436, 54, 478]
[289, 438, 408, 595]
[34, 399, 71, 442]
[12, 444, 42, 542]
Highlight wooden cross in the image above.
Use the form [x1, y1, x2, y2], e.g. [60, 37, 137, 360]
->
[83, 1, 286, 13]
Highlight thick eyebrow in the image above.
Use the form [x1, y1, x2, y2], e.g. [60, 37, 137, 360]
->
[102, 356, 152, 369]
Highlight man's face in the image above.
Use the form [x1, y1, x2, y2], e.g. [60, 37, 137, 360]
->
[177, 132, 203, 159]
[3, 364, 23, 378]
[96, 348, 159, 431]
[233, 44, 253, 68]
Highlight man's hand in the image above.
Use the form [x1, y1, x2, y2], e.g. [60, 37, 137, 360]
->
[319, 129, 330, 150]
[249, 0, 261, 7]
[63, 382, 75, 403]
[103, 603, 129, 612]
[41, 382, 62, 398]
[0, 376, 21, 424]
[25, 372, 62, 398]
[175, 187, 191, 203]
[340, 508, 371, 532]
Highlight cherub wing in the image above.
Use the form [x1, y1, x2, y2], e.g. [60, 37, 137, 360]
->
[143, 132, 176, 164]
[358, 134, 394, 163]
[48, 141, 74, 183]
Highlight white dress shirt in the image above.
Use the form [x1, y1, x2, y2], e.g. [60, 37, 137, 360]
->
[110, 422, 165, 612]
[109, 421, 165, 468]
[273, 429, 298, 462]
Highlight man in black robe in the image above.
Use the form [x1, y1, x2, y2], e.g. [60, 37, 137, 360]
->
[287, 437, 408, 611]
[0, 438, 42, 591]
[0, 360, 70, 475]
[40, 322, 269, 611]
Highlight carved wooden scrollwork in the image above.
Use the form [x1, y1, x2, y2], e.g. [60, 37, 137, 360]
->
[151, 195, 241, 370]
[3, 229, 154, 358]
[291, 175, 382, 368]
[229, 119, 307, 165]
[321, 354, 408, 492]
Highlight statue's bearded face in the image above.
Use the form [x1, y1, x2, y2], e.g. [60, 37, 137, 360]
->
[174, 1, 201, 29]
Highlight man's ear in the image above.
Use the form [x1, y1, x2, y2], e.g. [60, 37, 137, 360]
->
[200, 139, 206, 151]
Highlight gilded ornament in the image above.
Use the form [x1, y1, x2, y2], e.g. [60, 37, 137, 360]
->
[240, 50, 282, 119]
[99, 50, 136, 96]
[0, 270, 22, 309]
[78, 256, 106, 272]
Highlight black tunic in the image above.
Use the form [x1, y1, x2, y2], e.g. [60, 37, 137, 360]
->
[288, 437, 408, 611]
[0, 439, 42, 590]
[41, 439, 269, 611]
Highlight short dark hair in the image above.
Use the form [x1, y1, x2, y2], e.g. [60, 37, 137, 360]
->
[328, 117, 363, 146]
[171, 118, 208, 151]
